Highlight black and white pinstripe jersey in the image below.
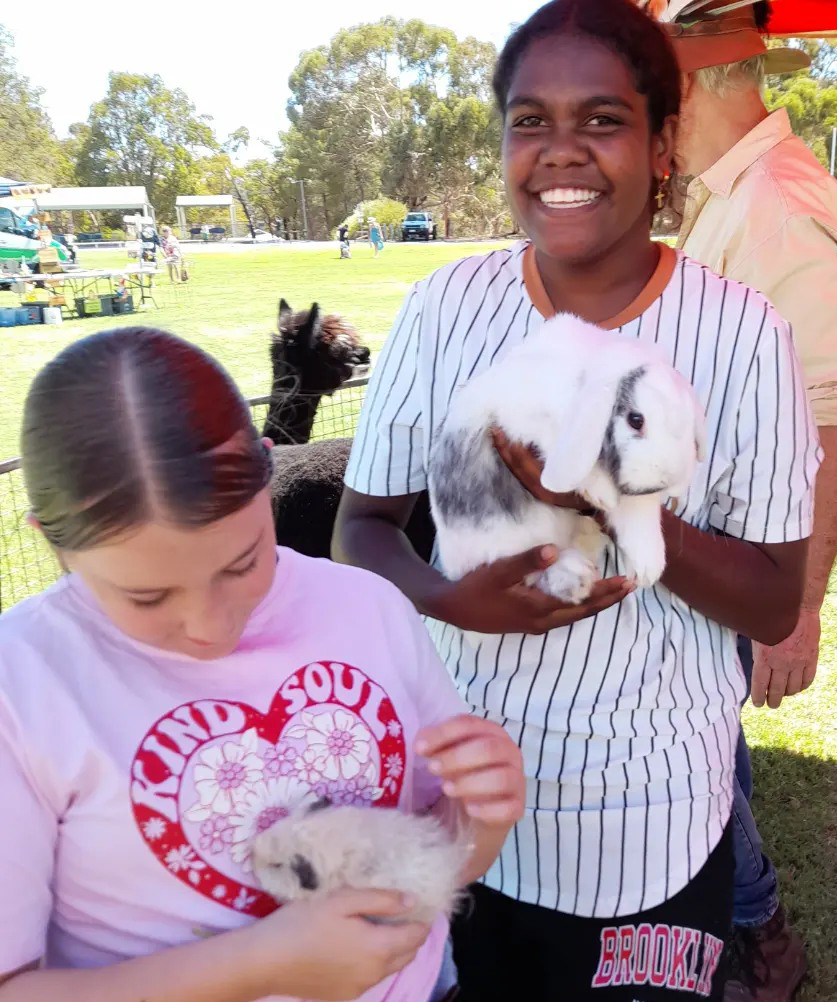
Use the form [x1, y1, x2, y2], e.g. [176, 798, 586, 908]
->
[345, 241, 821, 917]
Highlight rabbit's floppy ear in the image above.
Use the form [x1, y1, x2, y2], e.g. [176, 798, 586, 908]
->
[657, 361, 708, 465]
[541, 372, 621, 493]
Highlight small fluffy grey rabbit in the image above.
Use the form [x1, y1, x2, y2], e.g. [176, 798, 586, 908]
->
[429, 313, 706, 603]
[251, 800, 470, 923]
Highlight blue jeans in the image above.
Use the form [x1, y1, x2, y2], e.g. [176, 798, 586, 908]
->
[734, 636, 780, 928]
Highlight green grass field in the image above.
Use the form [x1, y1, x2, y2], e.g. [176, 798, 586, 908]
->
[1, 240, 835, 999]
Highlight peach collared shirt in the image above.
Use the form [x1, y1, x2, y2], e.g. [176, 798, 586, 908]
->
[678, 108, 837, 425]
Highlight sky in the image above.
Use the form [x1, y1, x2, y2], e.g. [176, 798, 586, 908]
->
[3, 1, 542, 161]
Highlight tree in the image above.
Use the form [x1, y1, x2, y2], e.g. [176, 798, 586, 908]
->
[339, 196, 409, 238]
[0, 25, 63, 181]
[280, 18, 502, 238]
[423, 94, 502, 237]
[75, 72, 218, 220]
[764, 40, 837, 170]
[767, 75, 837, 167]
[224, 127, 251, 155]
[238, 157, 304, 236]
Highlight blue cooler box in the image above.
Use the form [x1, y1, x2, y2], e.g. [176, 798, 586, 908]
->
[16, 305, 42, 325]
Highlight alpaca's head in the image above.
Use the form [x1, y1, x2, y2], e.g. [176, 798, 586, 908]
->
[272, 298, 370, 397]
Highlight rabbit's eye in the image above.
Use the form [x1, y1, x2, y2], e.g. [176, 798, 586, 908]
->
[627, 412, 645, 432]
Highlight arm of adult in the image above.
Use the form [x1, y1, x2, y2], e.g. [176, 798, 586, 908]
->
[751, 425, 837, 707]
[726, 216, 837, 707]
[333, 488, 632, 636]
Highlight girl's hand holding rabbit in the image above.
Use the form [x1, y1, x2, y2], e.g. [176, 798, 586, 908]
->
[244, 888, 433, 1001]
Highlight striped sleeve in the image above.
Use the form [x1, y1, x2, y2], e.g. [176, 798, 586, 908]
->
[709, 317, 822, 543]
[345, 283, 427, 496]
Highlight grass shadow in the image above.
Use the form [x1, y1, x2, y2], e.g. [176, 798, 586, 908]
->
[749, 746, 837, 1002]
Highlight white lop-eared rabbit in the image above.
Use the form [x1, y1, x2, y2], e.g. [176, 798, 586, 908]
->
[252, 799, 470, 924]
[428, 314, 707, 603]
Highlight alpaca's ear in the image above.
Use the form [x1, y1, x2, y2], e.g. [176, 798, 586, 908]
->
[303, 303, 321, 349]
[278, 298, 292, 326]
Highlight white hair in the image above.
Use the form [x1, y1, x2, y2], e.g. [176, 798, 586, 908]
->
[694, 54, 766, 97]
[251, 802, 471, 923]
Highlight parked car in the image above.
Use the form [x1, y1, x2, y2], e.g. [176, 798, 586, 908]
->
[401, 211, 438, 241]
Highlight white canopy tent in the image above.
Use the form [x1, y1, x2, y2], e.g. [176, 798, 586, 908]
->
[3, 186, 155, 238]
[175, 194, 237, 239]
[0, 177, 52, 199]
[27, 186, 154, 217]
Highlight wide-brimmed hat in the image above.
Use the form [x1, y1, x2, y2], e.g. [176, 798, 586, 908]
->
[637, 1, 811, 74]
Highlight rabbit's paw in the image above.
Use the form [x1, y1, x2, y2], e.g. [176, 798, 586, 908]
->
[619, 530, 666, 589]
[535, 549, 598, 604]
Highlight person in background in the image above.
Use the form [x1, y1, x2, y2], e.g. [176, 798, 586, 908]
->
[63, 227, 78, 265]
[652, 2, 837, 998]
[0, 326, 524, 1002]
[160, 225, 183, 283]
[339, 223, 351, 258]
[139, 222, 162, 266]
[369, 217, 385, 257]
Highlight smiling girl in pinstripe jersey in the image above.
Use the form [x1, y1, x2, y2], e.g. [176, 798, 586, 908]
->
[334, 0, 821, 998]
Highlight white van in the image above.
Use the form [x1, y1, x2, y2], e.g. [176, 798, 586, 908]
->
[0, 204, 70, 269]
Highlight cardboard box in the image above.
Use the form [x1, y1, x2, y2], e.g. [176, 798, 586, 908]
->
[37, 248, 62, 273]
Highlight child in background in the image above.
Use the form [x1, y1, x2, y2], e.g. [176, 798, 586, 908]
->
[369, 218, 385, 257]
[160, 225, 183, 282]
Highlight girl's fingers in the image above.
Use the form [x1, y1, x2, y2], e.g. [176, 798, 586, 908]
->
[416, 715, 509, 758]
[426, 735, 520, 780]
[442, 765, 520, 801]
[463, 798, 524, 825]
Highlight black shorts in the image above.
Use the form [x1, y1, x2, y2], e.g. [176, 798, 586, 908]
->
[451, 824, 733, 1002]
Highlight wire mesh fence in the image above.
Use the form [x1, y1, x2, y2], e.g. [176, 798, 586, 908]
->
[0, 272, 290, 461]
[0, 377, 369, 612]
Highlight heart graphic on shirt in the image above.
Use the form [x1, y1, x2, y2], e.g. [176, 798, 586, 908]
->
[131, 661, 406, 916]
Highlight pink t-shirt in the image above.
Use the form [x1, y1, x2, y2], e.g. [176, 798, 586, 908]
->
[0, 548, 466, 1002]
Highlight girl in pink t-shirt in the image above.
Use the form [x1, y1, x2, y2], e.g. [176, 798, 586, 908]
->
[0, 326, 524, 1002]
